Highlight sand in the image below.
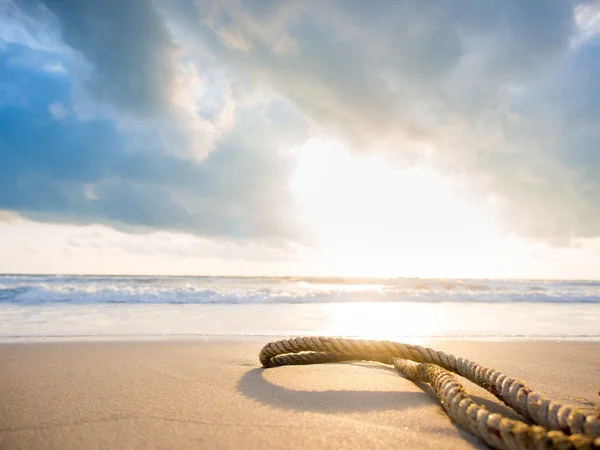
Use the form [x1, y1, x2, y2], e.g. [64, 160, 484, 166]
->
[1, 338, 599, 449]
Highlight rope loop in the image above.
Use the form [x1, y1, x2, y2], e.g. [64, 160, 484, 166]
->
[259, 337, 600, 450]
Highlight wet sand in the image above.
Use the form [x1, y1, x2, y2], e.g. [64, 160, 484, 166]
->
[1, 338, 599, 449]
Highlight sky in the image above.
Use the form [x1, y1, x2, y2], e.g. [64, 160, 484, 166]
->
[1, 0, 600, 279]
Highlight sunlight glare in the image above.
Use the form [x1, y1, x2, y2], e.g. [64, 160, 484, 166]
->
[291, 138, 504, 278]
[322, 302, 450, 342]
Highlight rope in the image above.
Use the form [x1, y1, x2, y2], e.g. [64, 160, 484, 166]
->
[259, 337, 600, 450]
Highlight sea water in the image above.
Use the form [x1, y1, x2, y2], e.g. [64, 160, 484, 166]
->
[1, 275, 599, 341]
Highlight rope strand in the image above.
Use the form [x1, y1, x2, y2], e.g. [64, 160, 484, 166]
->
[259, 337, 600, 450]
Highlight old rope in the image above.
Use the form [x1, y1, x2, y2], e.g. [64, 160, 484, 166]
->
[259, 337, 600, 450]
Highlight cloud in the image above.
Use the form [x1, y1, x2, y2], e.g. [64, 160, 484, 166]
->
[0, 0, 312, 246]
[47, 100, 68, 119]
[193, 0, 574, 145]
[2, 0, 600, 247]
[0, 209, 19, 222]
[573, 1, 600, 44]
[62, 225, 309, 263]
[0, 76, 308, 241]
[0, 0, 64, 51]
[36, 0, 236, 159]
[480, 35, 600, 241]
[41, 0, 177, 116]
[188, 0, 600, 242]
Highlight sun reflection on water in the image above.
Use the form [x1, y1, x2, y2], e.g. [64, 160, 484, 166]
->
[321, 302, 457, 344]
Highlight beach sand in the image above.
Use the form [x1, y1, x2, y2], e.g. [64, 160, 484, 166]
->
[1, 339, 599, 449]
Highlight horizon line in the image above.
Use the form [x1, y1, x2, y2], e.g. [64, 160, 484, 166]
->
[1, 272, 599, 283]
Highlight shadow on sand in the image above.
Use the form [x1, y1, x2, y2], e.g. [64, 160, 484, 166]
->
[237, 366, 432, 413]
[236, 362, 524, 422]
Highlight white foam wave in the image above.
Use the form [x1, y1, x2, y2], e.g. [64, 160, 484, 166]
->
[1, 275, 599, 304]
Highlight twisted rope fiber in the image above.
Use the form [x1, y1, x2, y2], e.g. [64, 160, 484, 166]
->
[259, 337, 600, 450]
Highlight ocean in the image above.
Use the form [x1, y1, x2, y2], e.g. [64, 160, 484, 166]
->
[1, 275, 599, 341]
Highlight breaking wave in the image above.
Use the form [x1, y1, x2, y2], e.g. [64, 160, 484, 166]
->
[1, 275, 599, 305]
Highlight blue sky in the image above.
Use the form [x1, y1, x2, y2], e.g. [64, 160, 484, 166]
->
[2, 0, 600, 278]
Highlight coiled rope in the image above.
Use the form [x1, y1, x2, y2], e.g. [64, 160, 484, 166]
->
[259, 337, 600, 450]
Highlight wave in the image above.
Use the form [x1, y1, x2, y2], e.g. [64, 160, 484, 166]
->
[1, 275, 600, 304]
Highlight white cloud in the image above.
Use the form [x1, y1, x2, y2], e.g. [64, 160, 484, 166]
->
[0, 0, 65, 52]
[199, 0, 300, 54]
[48, 101, 69, 120]
[5, 0, 600, 254]
[0, 219, 317, 276]
[186, 0, 600, 243]
[2, 216, 600, 278]
[42, 61, 67, 73]
[574, 0, 600, 45]
[37, 0, 238, 160]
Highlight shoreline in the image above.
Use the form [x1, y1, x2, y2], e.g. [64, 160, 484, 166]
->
[2, 334, 600, 344]
[2, 338, 599, 449]
[4, 302, 600, 342]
